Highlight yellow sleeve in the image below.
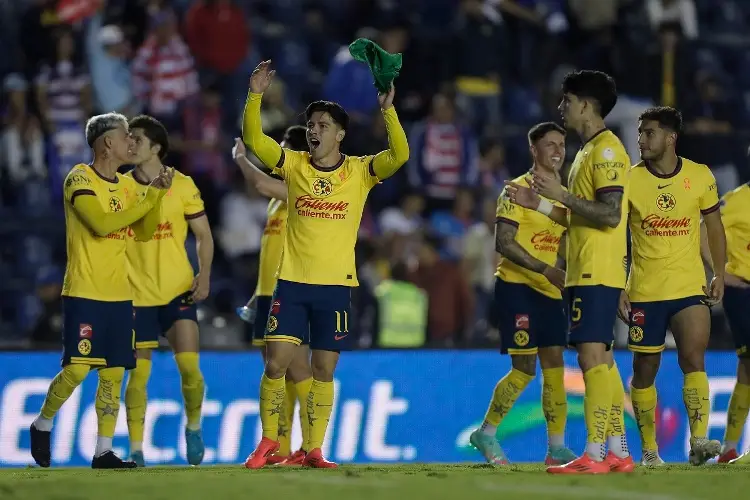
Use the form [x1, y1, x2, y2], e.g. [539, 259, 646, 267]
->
[182, 176, 206, 219]
[270, 148, 305, 180]
[73, 189, 164, 237]
[370, 107, 410, 181]
[719, 191, 741, 228]
[496, 188, 523, 228]
[241, 92, 285, 173]
[699, 168, 720, 215]
[591, 143, 629, 195]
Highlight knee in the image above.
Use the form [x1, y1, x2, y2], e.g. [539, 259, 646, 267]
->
[678, 352, 704, 374]
[511, 355, 537, 377]
[174, 352, 202, 380]
[264, 357, 288, 379]
[98, 366, 125, 384]
[311, 358, 336, 382]
[576, 347, 607, 373]
[287, 355, 312, 384]
[63, 364, 91, 385]
[631, 354, 660, 388]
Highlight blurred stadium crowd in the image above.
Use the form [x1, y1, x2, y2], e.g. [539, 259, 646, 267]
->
[0, 0, 749, 349]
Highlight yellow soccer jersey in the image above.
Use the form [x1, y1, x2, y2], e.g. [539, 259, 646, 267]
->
[256, 198, 288, 296]
[62, 164, 139, 301]
[271, 150, 379, 286]
[720, 183, 750, 281]
[495, 174, 566, 299]
[566, 129, 631, 288]
[627, 158, 719, 301]
[125, 170, 205, 306]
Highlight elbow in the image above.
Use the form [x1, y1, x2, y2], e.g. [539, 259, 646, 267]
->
[605, 214, 622, 228]
[92, 226, 111, 237]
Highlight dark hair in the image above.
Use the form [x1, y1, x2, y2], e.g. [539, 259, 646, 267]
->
[638, 106, 683, 135]
[562, 70, 618, 118]
[282, 125, 308, 151]
[305, 101, 349, 131]
[390, 261, 410, 282]
[129, 115, 169, 160]
[528, 122, 566, 145]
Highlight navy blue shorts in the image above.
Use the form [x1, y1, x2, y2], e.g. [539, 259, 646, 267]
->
[567, 285, 621, 350]
[62, 296, 135, 369]
[266, 279, 352, 351]
[133, 292, 197, 349]
[252, 295, 273, 347]
[495, 278, 567, 355]
[723, 285, 750, 356]
[627, 295, 707, 353]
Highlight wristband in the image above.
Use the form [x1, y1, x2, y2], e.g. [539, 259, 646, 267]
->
[538, 198, 554, 216]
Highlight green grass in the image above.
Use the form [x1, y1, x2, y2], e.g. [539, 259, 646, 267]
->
[1, 463, 750, 499]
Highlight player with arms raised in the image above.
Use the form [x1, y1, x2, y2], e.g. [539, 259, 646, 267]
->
[469, 122, 577, 466]
[242, 60, 409, 469]
[123, 115, 214, 467]
[618, 107, 725, 466]
[506, 70, 633, 474]
[29, 112, 172, 468]
[234, 126, 314, 465]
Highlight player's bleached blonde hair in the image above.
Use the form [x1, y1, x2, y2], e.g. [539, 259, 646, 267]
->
[85, 112, 128, 148]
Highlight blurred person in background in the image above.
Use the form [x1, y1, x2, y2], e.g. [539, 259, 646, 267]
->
[646, 0, 699, 39]
[478, 137, 509, 204]
[132, 8, 199, 121]
[374, 261, 428, 348]
[379, 190, 425, 237]
[409, 234, 473, 347]
[34, 27, 92, 200]
[29, 266, 63, 346]
[184, 0, 250, 128]
[448, 0, 504, 135]
[258, 79, 295, 140]
[408, 92, 479, 213]
[463, 197, 497, 341]
[19, 0, 62, 73]
[86, 9, 136, 116]
[429, 187, 476, 261]
[1, 74, 46, 205]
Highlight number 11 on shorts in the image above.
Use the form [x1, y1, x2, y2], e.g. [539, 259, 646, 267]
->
[335, 311, 349, 333]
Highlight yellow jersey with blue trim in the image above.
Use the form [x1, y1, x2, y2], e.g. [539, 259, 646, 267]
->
[62, 164, 139, 301]
[627, 157, 719, 302]
[125, 170, 205, 306]
[495, 174, 566, 299]
[256, 198, 288, 296]
[271, 151, 379, 286]
[565, 129, 631, 289]
[720, 183, 750, 281]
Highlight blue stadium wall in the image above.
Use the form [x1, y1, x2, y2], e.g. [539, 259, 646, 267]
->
[0, 351, 744, 467]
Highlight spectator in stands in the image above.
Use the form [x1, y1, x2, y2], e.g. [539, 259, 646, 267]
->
[379, 190, 425, 237]
[448, 0, 504, 135]
[132, 9, 199, 120]
[29, 266, 63, 346]
[477, 137, 508, 204]
[463, 197, 497, 340]
[258, 79, 295, 140]
[19, 0, 62, 72]
[86, 10, 136, 115]
[429, 186, 476, 261]
[646, 0, 699, 39]
[408, 92, 479, 213]
[184, 0, 250, 127]
[34, 27, 92, 200]
[1, 74, 46, 204]
[409, 235, 473, 347]
[374, 261, 429, 348]
[683, 72, 740, 194]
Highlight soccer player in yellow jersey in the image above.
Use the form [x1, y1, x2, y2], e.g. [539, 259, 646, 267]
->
[241, 60, 409, 469]
[706, 180, 750, 463]
[617, 107, 725, 467]
[233, 126, 313, 466]
[506, 70, 633, 474]
[29, 112, 172, 469]
[122, 115, 214, 467]
[469, 122, 578, 466]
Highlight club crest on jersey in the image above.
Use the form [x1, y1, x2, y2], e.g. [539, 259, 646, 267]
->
[606, 169, 618, 181]
[77, 339, 92, 355]
[629, 326, 644, 343]
[311, 178, 333, 198]
[109, 196, 123, 212]
[267, 315, 278, 333]
[514, 330, 529, 347]
[656, 192, 676, 212]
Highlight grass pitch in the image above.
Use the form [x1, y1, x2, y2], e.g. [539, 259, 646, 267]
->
[1, 463, 749, 499]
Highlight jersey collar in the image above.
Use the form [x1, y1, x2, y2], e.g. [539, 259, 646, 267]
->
[131, 167, 151, 186]
[87, 163, 118, 184]
[645, 157, 683, 179]
[582, 127, 608, 148]
[311, 153, 346, 173]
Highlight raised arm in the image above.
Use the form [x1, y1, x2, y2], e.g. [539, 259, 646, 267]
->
[370, 86, 410, 180]
[241, 61, 284, 170]
[232, 138, 287, 200]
